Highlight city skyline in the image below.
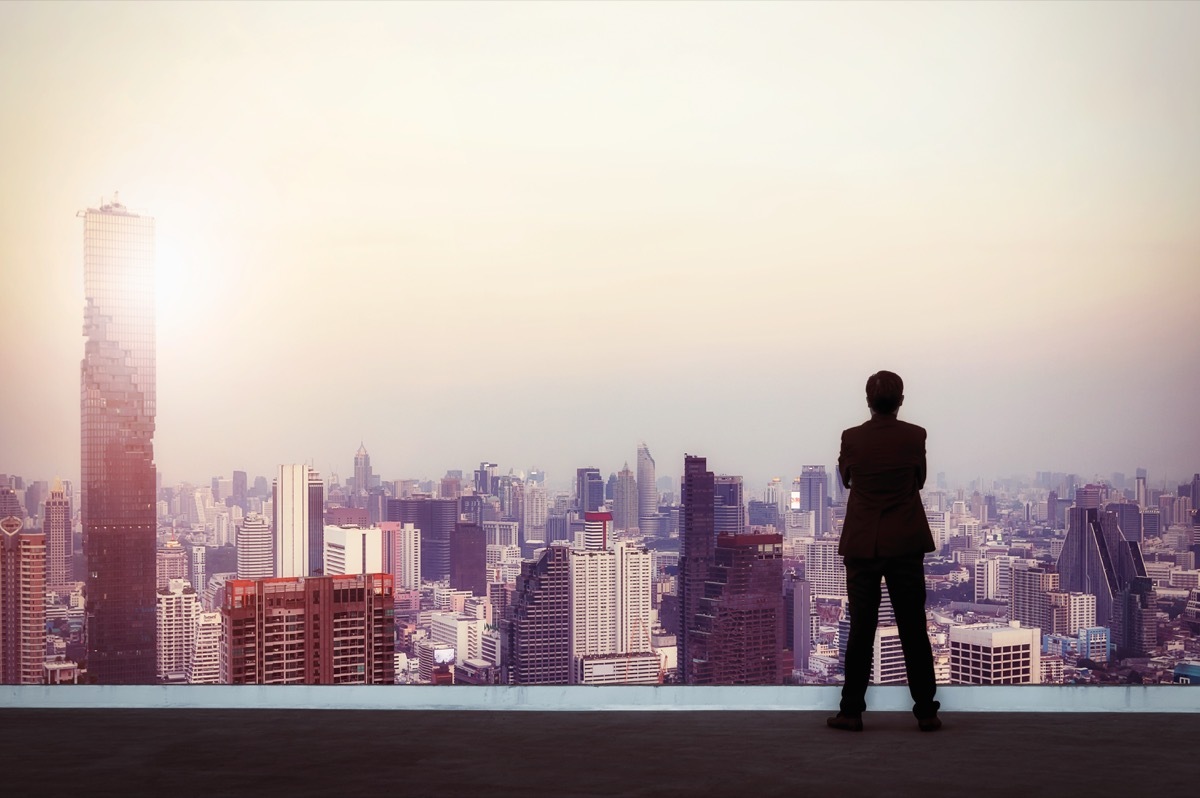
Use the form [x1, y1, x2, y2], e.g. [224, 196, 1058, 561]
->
[3, 2, 1200, 490]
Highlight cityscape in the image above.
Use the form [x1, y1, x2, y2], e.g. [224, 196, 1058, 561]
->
[1, 195, 1197, 689]
[2, 4, 1199, 697]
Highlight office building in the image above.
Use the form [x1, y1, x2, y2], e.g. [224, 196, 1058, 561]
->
[713, 475, 745, 536]
[450, 522, 487, 596]
[692, 533, 785, 685]
[81, 197, 157, 683]
[576, 468, 604, 513]
[391, 497, 456, 583]
[678, 455, 715, 684]
[796, 466, 829, 535]
[189, 545, 206, 596]
[504, 543, 571, 684]
[220, 573, 394, 684]
[42, 479, 72, 598]
[1009, 562, 1060, 632]
[155, 578, 199, 683]
[0, 519, 46, 684]
[949, 623, 1041, 685]
[637, 443, 659, 537]
[613, 464, 638, 533]
[353, 443, 372, 505]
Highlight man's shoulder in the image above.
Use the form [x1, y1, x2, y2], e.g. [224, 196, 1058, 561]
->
[894, 419, 927, 438]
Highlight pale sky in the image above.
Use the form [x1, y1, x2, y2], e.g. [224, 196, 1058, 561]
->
[2, 1, 1198, 493]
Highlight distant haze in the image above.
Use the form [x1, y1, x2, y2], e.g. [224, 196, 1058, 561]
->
[2, 2, 1198, 492]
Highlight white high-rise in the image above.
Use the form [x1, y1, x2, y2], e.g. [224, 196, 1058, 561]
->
[155, 578, 199, 683]
[236, 512, 273, 579]
[569, 548, 618, 682]
[637, 443, 658, 536]
[187, 611, 222, 684]
[522, 482, 547, 543]
[615, 542, 653, 654]
[804, 541, 847, 598]
[273, 464, 317, 578]
[381, 521, 421, 590]
[324, 525, 383, 576]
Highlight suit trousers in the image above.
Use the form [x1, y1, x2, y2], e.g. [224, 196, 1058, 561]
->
[840, 553, 938, 718]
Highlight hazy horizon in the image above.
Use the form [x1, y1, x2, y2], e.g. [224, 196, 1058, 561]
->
[2, 2, 1198, 492]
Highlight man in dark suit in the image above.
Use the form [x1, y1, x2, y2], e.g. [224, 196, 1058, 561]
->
[827, 370, 941, 732]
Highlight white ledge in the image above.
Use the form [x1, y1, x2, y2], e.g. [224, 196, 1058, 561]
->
[1, 685, 1196, 712]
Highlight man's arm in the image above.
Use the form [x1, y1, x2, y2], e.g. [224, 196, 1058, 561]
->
[838, 430, 852, 489]
[916, 428, 928, 490]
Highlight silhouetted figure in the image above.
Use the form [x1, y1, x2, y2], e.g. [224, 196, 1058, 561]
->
[828, 371, 941, 732]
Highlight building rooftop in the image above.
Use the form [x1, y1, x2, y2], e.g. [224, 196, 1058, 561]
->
[1, 705, 1195, 797]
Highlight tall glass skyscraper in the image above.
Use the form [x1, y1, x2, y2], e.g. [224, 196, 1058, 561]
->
[81, 197, 157, 684]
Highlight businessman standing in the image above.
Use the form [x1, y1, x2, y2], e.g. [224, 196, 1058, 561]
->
[828, 371, 941, 732]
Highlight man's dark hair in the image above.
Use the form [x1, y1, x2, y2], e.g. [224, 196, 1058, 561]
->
[866, 371, 904, 415]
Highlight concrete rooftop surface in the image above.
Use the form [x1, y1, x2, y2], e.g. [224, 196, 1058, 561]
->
[2, 708, 1196, 798]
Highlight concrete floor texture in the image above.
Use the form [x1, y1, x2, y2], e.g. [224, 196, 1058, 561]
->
[2, 709, 1196, 798]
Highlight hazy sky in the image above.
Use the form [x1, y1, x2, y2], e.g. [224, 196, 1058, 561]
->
[2, 1, 1198, 493]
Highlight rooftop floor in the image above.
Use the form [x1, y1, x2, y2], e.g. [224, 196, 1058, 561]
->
[3, 708, 1195, 797]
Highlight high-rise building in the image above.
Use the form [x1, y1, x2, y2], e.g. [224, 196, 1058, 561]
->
[569, 547, 617, 682]
[678, 455, 715, 684]
[522, 482, 548, 544]
[156, 540, 188, 590]
[187, 611, 221, 684]
[950, 623, 1041, 685]
[1, 518, 46, 684]
[796, 466, 829, 535]
[804, 541, 847, 599]
[1009, 561, 1060, 632]
[583, 511, 612, 551]
[637, 443, 659, 537]
[379, 521, 421, 590]
[392, 497, 456, 582]
[450, 522, 487, 596]
[1057, 506, 1116, 628]
[155, 578, 199, 683]
[307, 472, 324, 575]
[353, 443, 372, 505]
[42, 479, 72, 598]
[576, 468, 604, 513]
[236, 512, 273, 579]
[692, 533, 785, 685]
[189, 545, 207, 596]
[272, 465, 323, 578]
[482, 521, 519, 548]
[231, 470, 248, 511]
[713, 475, 745, 536]
[81, 197, 157, 684]
[504, 542, 571, 684]
[323, 525, 384, 576]
[220, 573, 395, 684]
[613, 464, 638, 533]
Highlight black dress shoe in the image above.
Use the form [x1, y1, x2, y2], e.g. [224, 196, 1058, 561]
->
[917, 716, 942, 732]
[827, 713, 864, 732]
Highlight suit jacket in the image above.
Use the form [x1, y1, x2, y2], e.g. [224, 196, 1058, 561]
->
[837, 414, 935, 559]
